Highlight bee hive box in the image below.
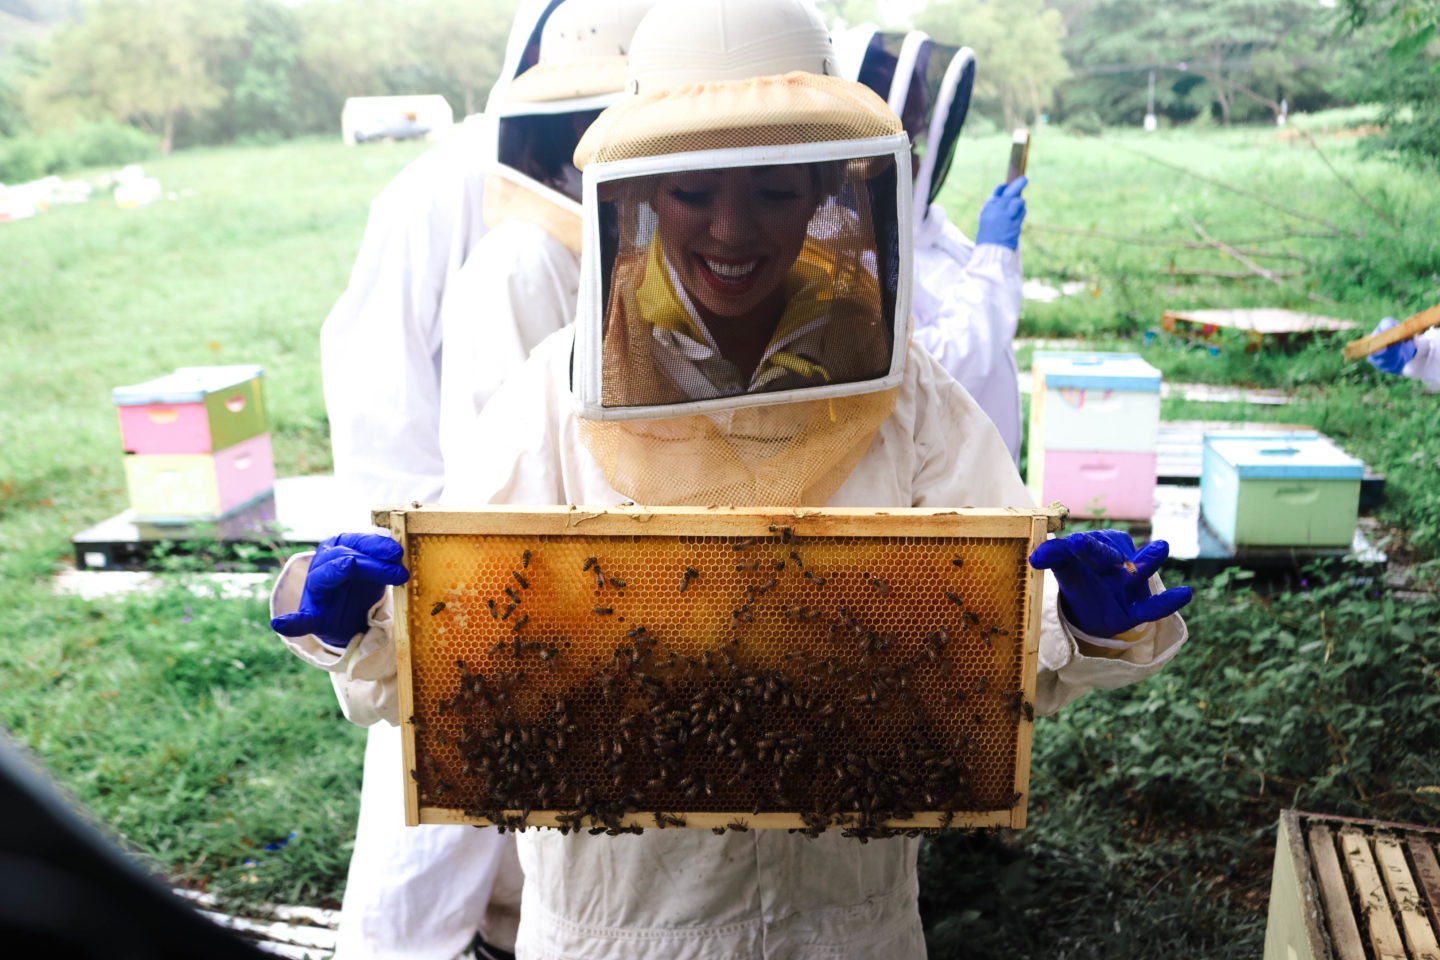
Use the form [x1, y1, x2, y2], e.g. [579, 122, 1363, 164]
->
[1264, 810, 1440, 960]
[376, 505, 1060, 835]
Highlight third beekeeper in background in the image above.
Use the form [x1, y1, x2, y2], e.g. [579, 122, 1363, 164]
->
[315, 2, 652, 957]
[273, 0, 1194, 956]
[1367, 317, 1440, 390]
[839, 25, 1025, 462]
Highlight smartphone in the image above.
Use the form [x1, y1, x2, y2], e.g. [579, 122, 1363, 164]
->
[1007, 129, 1030, 184]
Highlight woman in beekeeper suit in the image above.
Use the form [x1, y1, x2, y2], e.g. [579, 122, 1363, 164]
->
[272, 1, 1193, 956]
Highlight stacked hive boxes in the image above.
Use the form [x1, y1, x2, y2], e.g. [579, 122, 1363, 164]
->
[1200, 432, 1363, 552]
[113, 365, 275, 522]
[1026, 352, 1161, 521]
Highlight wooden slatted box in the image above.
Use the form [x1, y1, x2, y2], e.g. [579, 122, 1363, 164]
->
[374, 504, 1061, 835]
[1264, 809, 1440, 960]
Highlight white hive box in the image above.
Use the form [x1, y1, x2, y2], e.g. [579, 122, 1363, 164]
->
[1027, 352, 1162, 521]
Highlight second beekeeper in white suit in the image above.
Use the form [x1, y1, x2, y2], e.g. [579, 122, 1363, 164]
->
[840, 27, 1024, 462]
[273, 1, 1193, 956]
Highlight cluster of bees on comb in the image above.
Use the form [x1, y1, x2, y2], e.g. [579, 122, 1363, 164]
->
[408, 525, 1034, 839]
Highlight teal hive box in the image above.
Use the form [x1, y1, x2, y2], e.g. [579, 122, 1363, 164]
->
[1201, 433, 1363, 551]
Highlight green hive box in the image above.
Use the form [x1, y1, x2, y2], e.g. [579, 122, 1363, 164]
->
[1200, 433, 1363, 552]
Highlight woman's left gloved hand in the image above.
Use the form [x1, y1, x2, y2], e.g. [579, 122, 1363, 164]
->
[1028, 530, 1193, 639]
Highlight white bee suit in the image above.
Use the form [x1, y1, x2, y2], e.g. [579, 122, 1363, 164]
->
[317, 3, 563, 952]
[1403, 327, 1440, 390]
[910, 202, 1024, 463]
[318, 0, 563, 513]
[324, 209, 583, 960]
[320, 113, 497, 513]
[438, 218, 581, 469]
[271, 328, 1188, 960]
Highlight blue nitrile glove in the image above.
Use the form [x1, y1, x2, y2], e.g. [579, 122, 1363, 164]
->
[975, 176, 1027, 250]
[1028, 530, 1193, 639]
[1367, 317, 1417, 376]
[271, 533, 409, 647]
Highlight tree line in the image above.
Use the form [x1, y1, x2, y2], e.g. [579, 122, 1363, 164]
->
[0, 0, 519, 155]
[1, 0, 1436, 171]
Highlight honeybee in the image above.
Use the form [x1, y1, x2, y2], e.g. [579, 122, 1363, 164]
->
[430, 601, 446, 616]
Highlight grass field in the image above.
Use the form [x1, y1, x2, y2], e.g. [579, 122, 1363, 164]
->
[1, 120, 1437, 954]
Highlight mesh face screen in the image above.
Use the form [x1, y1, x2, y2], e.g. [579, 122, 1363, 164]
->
[593, 158, 901, 411]
[856, 32, 903, 104]
[396, 511, 1043, 834]
[905, 42, 960, 166]
[497, 113, 591, 203]
[929, 56, 975, 206]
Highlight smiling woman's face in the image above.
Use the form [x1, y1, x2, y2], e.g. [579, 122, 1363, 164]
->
[652, 164, 821, 320]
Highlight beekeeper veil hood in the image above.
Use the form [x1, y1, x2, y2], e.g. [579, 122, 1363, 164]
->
[846, 29, 976, 226]
[485, 0, 658, 252]
[569, 0, 914, 507]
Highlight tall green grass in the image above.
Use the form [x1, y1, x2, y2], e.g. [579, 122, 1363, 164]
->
[0, 136, 427, 905]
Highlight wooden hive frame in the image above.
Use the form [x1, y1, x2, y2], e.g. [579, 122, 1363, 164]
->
[374, 504, 1064, 834]
[1264, 809, 1440, 960]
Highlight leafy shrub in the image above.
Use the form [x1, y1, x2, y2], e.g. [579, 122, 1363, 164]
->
[0, 120, 157, 183]
[0, 135, 56, 182]
[64, 119, 159, 170]
[1063, 109, 1104, 137]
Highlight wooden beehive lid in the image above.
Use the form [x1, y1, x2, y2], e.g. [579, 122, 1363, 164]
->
[1164, 309, 1359, 335]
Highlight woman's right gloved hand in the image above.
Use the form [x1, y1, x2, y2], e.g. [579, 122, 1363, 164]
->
[271, 533, 409, 647]
[1368, 317, 1417, 376]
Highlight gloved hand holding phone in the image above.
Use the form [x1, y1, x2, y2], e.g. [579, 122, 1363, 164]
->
[271, 533, 409, 648]
[975, 176, 1027, 251]
[1029, 529, 1193, 639]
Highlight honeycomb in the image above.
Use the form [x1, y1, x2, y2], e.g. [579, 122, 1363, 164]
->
[394, 509, 1043, 835]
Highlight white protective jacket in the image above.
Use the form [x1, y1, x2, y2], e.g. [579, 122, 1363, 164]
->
[273, 328, 1188, 960]
[910, 202, 1024, 464]
[320, 115, 497, 514]
[318, 120, 511, 960]
[1402, 327, 1440, 390]
[323, 218, 577, 960]
[438, 219, 581, 466]
[317, 5, 562, 953]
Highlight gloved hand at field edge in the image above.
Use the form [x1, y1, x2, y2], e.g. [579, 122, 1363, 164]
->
[975, 176, 1027, 251]
[1028, 530, 1192, 639]
[271, 533, 409, 647]
[1367, 317, 1417, 376]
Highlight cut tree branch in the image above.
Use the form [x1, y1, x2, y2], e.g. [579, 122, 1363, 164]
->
[1028, 223, 1310, 260]
[1179, 209, 1287, 285]
[1112, 142, 1362, 238]
[1162, 266, 1306, 279]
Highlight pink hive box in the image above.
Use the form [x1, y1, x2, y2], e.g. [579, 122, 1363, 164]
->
[1028, 449, 1158, 522]
[113, 365, 266, 455]
[112, 365, 274, 522]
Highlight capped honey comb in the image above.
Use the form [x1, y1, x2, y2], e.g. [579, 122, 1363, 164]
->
[378, 505, 1057, 835]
